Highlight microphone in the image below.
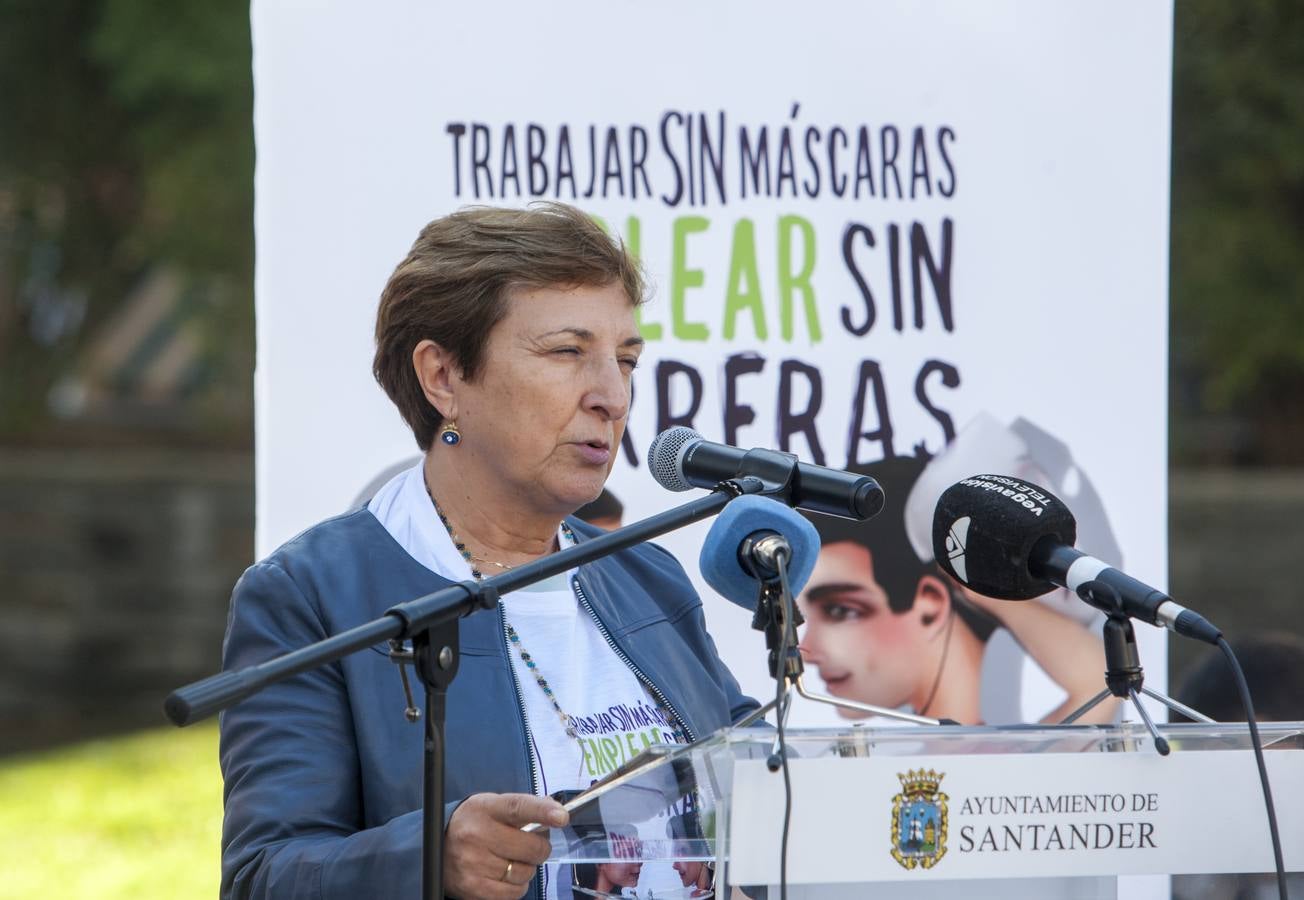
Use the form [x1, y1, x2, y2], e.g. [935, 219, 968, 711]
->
[648, 426, 885, 520]
[932, 474, 1222, 645]
[699, 495, 820, 609]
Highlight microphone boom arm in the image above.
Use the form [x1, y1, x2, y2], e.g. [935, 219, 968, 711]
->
[165, 477, 768, 726]
[793, 677, 950, 726]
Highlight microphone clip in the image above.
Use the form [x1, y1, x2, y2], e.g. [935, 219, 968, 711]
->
[1059, 580, 1216, 753]
[741, 446, 800, 500]
[725, 447, 800, 505]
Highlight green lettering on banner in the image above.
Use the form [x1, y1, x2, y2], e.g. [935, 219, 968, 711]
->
[588, 212, 661, 341]
[581, 738, 598, 777]
[671, 215, 710, 340]
[723, 218, 766, 341]
[778, 214, 821, 342]
[626, 216, 663, 340]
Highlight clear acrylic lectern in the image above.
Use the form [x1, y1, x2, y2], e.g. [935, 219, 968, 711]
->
[542, 721, 1304, 899]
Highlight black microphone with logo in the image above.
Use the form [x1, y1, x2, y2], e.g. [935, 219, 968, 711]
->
[931, 474, 1289, 894]
[647, 426, 885, 520]
[930, 473, 1223, 645]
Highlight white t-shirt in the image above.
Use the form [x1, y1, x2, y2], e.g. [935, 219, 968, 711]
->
[369, 463, 690, 898]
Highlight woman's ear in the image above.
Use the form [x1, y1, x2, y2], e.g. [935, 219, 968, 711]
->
[914, 574, 953, 635]
[412, 339, 458, 420]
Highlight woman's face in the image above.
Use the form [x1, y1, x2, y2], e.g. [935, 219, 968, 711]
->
[797, 541, 931, 715]
[451, 282, 642, 516]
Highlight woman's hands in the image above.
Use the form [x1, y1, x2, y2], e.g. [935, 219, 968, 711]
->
[445, 793, 569, 899]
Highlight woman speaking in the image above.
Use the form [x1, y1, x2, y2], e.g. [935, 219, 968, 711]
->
[219, 204, 755, 899]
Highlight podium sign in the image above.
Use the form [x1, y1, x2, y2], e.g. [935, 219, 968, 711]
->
[542, 722, 1303, 897]
[726, 724, 1304, 886]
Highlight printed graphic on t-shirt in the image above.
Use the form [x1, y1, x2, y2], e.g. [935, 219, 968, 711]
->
[574, 700, 680, 779]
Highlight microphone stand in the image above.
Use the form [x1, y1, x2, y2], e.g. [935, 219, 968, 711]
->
[164, 478, 769, 900]
[741, 567, 949, 731]
[1058, 581, 1215, 755]
[731, 501, 947, 900]
[793, 677, 952, 725]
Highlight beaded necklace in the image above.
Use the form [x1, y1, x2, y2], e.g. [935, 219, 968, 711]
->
[428, 490, 686, 748]
[430, 493, 580, 740]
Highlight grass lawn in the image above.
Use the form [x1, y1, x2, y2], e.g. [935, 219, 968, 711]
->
[0, 722, 221, 899]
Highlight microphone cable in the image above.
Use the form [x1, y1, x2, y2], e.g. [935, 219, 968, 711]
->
[1216, 636, 1289, 899]
[768, 551, 794, 900]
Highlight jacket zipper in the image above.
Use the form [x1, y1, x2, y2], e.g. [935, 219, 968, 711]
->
[498, 602, 546, 897]
[571, 574, 697, 744]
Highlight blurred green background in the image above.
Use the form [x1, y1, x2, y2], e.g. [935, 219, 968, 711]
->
[1, 2, 1302, 897]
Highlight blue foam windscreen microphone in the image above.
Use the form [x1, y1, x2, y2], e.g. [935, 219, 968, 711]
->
[699, 495, 821, 609]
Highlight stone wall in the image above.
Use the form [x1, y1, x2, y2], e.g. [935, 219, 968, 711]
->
[0, 450, 252, 755]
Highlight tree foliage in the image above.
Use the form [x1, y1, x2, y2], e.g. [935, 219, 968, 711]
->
[1171, 0, 1304, 462]
[1, 2, 1301, 460]
[0, 0, 252, 444]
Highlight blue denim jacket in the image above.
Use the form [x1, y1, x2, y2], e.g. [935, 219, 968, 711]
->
[220, 508, 757, 899]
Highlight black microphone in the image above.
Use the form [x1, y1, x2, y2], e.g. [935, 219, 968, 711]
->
[932, 474, 1222, 645]
[647, 426, 885, 520]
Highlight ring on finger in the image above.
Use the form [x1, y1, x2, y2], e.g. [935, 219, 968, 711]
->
[502, 860, 514, 882]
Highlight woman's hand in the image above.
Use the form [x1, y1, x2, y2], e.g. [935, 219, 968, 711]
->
[445, 793, 569, 899]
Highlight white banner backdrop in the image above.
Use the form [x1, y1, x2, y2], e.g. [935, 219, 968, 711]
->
[253, 1, 1173, 894]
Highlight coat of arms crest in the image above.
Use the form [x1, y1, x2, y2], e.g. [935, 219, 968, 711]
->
[891, 768, 948, 870]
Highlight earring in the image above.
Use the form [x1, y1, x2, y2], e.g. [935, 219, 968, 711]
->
[439, 420, 461, 446]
